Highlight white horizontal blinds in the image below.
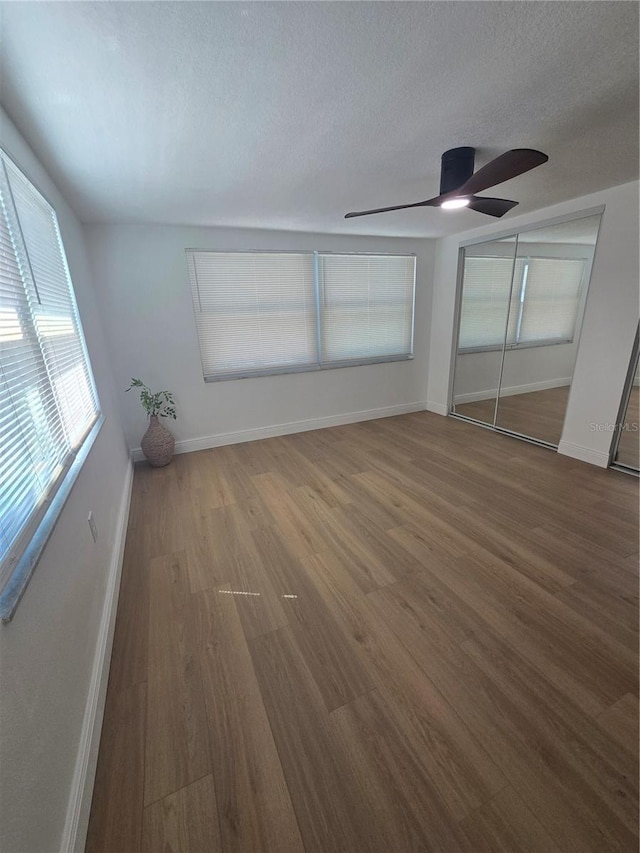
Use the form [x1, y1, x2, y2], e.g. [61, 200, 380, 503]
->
[4, 157, 98, 447]
[0, 151, 99, 576]
[458, 256, 522, 349]
[318, 253, 415, 363]
[0, 164, 63, 566]
[187, 251, 317, 377]
[517, 258, 584, 344]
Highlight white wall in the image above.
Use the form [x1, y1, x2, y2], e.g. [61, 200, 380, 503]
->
[0, 111, 130, 852]
[86, 225, 434, 454]
[428, 181, 639, 466]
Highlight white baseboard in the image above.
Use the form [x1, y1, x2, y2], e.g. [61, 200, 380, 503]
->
[557, 440, 610, 468]
[61, 459, 134, 853]
[131, 402, 428, 461]
[453, 377, 571, 405]
[425, 400, 449, 416]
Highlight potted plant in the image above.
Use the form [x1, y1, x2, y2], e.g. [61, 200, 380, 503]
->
[126, 378, 177, 467]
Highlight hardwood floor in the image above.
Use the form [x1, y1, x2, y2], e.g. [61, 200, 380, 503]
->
[86, 412, 639, 853]
[454, 386, 571, 445]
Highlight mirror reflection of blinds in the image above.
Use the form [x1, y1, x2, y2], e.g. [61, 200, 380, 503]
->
[458, 257, 524, 349]
[458, 255, 584, 351]
[518, 258, 585, 344]
[186, 251, 416, 379]
[0, 152, 99, 577]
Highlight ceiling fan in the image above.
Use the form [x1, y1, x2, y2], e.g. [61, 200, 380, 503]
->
[345, 147, 548, 220]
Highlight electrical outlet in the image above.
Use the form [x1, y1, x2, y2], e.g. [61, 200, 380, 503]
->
[88, 512, 98, 543]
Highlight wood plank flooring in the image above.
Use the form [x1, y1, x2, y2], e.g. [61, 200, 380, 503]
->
[86, 411, 639, 853]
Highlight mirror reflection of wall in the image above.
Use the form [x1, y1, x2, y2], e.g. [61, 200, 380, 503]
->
[613, 339, 639, 471]
[452, 212, 602, 447]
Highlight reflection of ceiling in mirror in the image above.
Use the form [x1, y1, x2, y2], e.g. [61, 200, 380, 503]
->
[517, 216, 601, 245]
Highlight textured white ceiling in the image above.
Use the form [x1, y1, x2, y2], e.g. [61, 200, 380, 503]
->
[0, 1, 637, 237]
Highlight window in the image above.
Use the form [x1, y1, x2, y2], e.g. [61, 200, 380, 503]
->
[458, 255, 586, 352]
[317, 253, 415, 364]
[186, 250, 416, 380]
[187, 252, 318, 377]
[0, 150, 100, 619]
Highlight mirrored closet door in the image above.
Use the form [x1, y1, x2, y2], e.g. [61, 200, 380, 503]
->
[451, 212, 602, 447]
[611, 329, 639, 472]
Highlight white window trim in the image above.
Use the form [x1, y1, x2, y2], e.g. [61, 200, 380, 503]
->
[203, 352, 414, 383]
[0, 415, 103, 623]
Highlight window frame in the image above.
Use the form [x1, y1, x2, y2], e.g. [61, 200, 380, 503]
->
[185, 248, 417, 382]
[0, 148, 102, 623]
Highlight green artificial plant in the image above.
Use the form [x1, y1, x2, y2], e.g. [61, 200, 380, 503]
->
[126, 378, 177, 419]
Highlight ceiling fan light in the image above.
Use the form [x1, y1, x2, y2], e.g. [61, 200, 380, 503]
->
[441, 197, 470, 210]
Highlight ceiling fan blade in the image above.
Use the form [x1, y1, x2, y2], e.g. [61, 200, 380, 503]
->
[345, 196, 440, 219]
[467, 196, 519, 218]
[345, 148, 546, 219]
[459, 149, 548, 196]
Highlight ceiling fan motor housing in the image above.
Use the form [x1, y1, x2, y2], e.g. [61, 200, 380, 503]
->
[440, 147, 475, 195]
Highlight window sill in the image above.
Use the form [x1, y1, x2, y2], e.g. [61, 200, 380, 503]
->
[0, 414, 105, 624]
[203, 354, 414, 382]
